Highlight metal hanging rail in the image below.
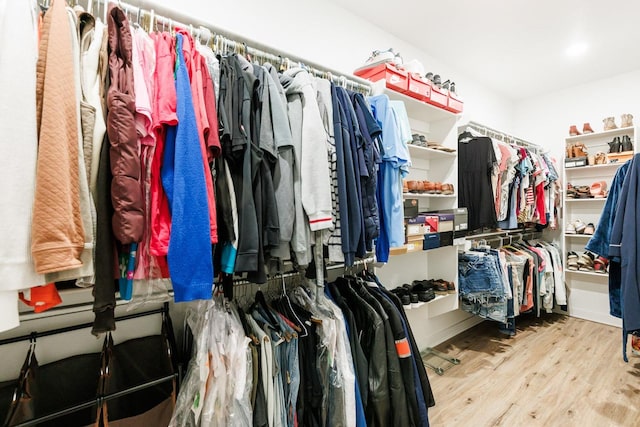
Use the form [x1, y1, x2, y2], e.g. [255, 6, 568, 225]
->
[87, 0, 372, 94]
[463, 121, 541, 152]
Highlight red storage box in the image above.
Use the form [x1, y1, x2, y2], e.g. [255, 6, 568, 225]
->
[407, 74, 432, 101]
[428, 86, 448, 108]
[446, 92, 464, 113]
[354, 63, 409, 93]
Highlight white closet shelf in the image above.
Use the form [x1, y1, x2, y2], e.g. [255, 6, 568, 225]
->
[408, 144, 457, 159]
[403, 193, 456, 199]
[564, 234, 593, 239]
[404, 293, 456, 310]
[384, 89, 459, 122]
[565, 269, 608, 278]
[565, 126, 634, 143]
[564, 163, 622, 172]
[564, 198, 606, 203]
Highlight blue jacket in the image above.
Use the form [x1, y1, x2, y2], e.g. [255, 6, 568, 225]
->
[161, 34, 213, 302]
[609, 154, 640, 361]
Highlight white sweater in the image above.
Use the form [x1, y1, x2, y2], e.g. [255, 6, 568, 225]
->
[0, 0, 45, 332]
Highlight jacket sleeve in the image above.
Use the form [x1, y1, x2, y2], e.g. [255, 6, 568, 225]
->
[301, 84, 333, 231]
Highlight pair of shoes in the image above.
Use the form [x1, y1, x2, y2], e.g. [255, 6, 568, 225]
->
[608, 135, 634, 153]
[410, 281, 436, 302]
[594, 152, 608, 165]
[569, 123, 594, 136]
[567, 219, 587, 234]
[566, 143, 589, 158]
[604, 114, 634, 130]
[594, 256, 609, 274]
[411, 133, 427, 147]
[364, 48, 403, 67]
[568, 251, 596, 270]
[391, 286, 414, 306]
[590, 181, 607, 198]
[441, 183, 454, 195]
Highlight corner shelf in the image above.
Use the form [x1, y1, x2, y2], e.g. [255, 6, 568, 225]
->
[384, 89, 459, 122]
[565, 126, 634, 143]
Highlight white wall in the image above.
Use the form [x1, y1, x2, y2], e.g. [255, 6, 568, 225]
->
[513, 69, 640, 158]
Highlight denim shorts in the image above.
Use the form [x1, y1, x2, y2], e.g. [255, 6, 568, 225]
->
[458, 252, 504, 298]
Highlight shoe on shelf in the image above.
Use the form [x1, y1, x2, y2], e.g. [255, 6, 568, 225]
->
[594, 256, 608, 274]
[363, 48, 399, 68]
[603, 116, 618, 131]
[572, 219, 587, 234]
[441, 183, 454, 195]
[590, 181, 607, 198]
[622, 135, 634, 152]
[594, 152, 608, 165]
[608, 136, 621, 153]
[566, 183, 577, 198]
[450, 82, 457, 95]
[411, 280, 436, 302]
[569, 125, 581, 136]
[577, 251, 595, 270]
[573, 142, 589, 157]
[582, 123, 594, 134]
[588, 154, 596, 165]
[566, 222, 577, 234]
[391, 287, 412, 306]
[567, 251, 579, 270]
[566, 144, 574, 158]
[621, 113, 634, 128]
[433, 74, 442, 89]
[584, 223, 595, 235]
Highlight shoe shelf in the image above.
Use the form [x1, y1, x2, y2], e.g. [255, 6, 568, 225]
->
[403, 193, 456, 199]
[384, 89, 459, 122]
[564, 198, 606, 203]
[565, 269, 608, 278]
[565, 163, 623, 173]
[565, 126, 635, 143]
[564, 233, 592, 239]
[407, 144, 457, 160]
[404, 293, 454, 310]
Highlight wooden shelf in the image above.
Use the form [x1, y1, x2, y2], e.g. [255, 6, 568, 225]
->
[565, 126, 634, 143]
[408, 144, 457, 160]
[384, 89, 459, 122]
[403, 193, 456, 199]
[566, 269, 608, 278]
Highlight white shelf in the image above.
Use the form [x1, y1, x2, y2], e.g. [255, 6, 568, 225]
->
[404, 293, 456, 310]
[384, 89, 459, 122]
[408, 144, 456, 160]
[564, 234, 593, 239]
[403, 193, 456, 199]
[564, 198, 606, 203]
[565, 126, 634, 143]
[564, 163, 622, 173]
[565, 269, 608, 278]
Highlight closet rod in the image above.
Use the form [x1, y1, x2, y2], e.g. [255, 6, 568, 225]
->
[0, 303, 168, 347]
[92, 0, 372, 94]
[13, 373, 177, 427]
[464, 121, 540, 151]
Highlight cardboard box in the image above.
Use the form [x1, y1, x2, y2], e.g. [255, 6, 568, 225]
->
[435, 213, 454, 232]
[404, 198, 419, 218]
[405, 241, 423, 253]
[424, 216, 439, 233]
[439, 231, 453, 247]
[423, 233, 440, 250]
[406, 222, 426, 237]
[564, 156, 587, 168]
[406, 233, 425, 243]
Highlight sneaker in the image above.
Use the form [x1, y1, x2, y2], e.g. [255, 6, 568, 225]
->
[363, 49, 396, 68]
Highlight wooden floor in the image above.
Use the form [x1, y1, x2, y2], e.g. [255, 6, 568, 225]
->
[425, 314, 640, 427]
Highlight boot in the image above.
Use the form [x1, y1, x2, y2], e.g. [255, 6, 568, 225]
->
[569, 125, 581, 136]
[608, 136, 621, 153]
[621, 113, 634, 128]
[622, 135, 634, 152]
[582, 123, 594, 134]
[603, 117, 618, 131]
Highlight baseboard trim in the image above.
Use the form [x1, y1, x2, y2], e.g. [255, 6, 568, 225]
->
[569, 308, 622, 328]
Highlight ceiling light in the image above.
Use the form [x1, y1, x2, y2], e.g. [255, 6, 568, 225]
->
[566, 42, 589, 57]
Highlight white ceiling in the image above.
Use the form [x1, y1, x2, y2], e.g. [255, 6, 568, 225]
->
[335, 0, 640, 100]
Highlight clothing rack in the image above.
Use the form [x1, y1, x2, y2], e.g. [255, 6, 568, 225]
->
[464, 229, 543, 249]
[78, 0, 372, 94]
[13, 373, 177, 427]
[0, 303, 169, 346]
[462, 121, 541, 152]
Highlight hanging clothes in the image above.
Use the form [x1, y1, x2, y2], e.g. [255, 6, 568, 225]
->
[458, 136, 497, 231]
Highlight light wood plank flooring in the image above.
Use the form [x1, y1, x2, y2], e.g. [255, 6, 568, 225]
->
[425, 314, 640, 427]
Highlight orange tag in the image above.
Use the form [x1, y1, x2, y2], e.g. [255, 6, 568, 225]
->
[395, 338, 411, 358]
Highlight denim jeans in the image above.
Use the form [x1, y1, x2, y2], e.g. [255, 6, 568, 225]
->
[458, 251, 505, 299]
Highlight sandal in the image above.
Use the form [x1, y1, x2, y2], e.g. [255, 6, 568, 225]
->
[567, 252, 579, 270]
[584, 223, 595, 235]
[573, 143, 589, 157]
[594, 256, 609, 274]
[566, 222, 577, 234]
[577, 251, 595, 270]
[573, 219, 587, 234]
[590, 181, 607, 198]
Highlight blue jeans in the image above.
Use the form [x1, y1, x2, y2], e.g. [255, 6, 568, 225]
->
[458, 252, 504, 298]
